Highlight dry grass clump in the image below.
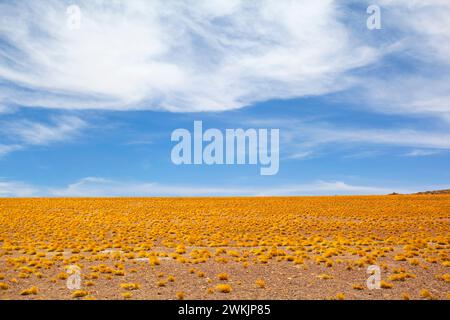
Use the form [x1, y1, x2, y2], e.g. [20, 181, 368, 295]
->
[216, 284, 232, 293]
[157, 280, 167, 287]
[318, 274, 333, 280]
[121, 292, 132, 299]
[72, 290, 89, 298]
[0, 283, 9, 290]
[352, 284, 364, 290]
[255, 279, 266, 288]
[380, 281, 394, 289]
[420, 289, 432, 299]
[336, 293, 345, 300]
[197, 271, 205, 278]
[176, 292, 185, 300]
[20, 286, 38, 296]
[436, 274, 450, 283]
[388, 273, 416, 281]
[149, 257, 160, 266]
[217, 273, 229, 281]
[120, 283, 140, 291]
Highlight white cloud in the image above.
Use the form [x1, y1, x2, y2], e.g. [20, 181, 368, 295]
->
[0, 116, 86, 157]
[404, 149, 441, 157]
[357, 75, 450, 122]
[342, 150, 384, 160]
[48, 177, 255, 197]
[379, 0, 450, 65]
[303, 127, 450, 150]
[0, 180, 38, 197]
[4, 116, 86, 145]
[20, 177, 399, 197]
[354, 0, 450, 121]
[244, 118, 450, 160]
[0, 0, 378, 112]
[298, 126, 450, 158]
[285, 151, 315, 160]
[2, 176, 450, 197]
[260, 181, 395, 196]
[0, 144, 23, 158]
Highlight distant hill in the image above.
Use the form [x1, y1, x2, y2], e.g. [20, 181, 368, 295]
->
[387, 189, 450, 195]
[415, 189, 450, 195]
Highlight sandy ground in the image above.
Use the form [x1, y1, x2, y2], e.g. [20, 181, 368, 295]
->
[0, 246, 448, 300]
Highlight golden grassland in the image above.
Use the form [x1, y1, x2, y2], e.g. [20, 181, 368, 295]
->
[0, 196, 449, 300]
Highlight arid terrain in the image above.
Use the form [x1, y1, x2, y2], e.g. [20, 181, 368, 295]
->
[0, 196, 449, 300]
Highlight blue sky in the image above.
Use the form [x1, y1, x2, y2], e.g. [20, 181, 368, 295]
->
[1, 0, 450, 197]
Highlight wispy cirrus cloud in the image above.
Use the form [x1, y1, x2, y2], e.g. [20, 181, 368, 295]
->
[351, 0, 450, 122]
[0, 180, 38, 197]
[0, 144, 22, 157]
[0, 115, 86, 157]
[244, 117, 450, 160]
[296, 126, 450, 159]
[2, 176, 450, 197]
[0, 176, 419, 197]
[300, 126, 450, 150]
[47, 177, 251, 197]
[403, 149, 441, 157]
[49, 178, 397, 197]
[5, 116, 86, 145]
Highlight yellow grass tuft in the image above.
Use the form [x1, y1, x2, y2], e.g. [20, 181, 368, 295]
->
[318, 274, 333, 280]
[336, 293, 345, 300]
[380, 281, 393, 289]
[388, 273, 416, 281]
[216, 284, 232, 293]
[197, 271, 205, 278]
[352, 284, 364, 290]
[120, 283, 140, 291]
[176, 292, 185, 300]
[20, 286, 39, 296]
[255, 279, 266, 288]
[157, 280, 167, 287]
[72, 290, 89, 298]
[419, 289, 432, 299]
[218, 273, 229, 281]
[121, 292, 132, 299]
[149, 257, 161, 266]
[437, 274, 450, 282]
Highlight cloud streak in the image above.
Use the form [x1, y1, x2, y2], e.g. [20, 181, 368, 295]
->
[0, 180, 38, 197]
[403, 149, 441, 157]
[0, 115, 86, 157]
[244, 117, 450, 160]
[0, 177, 405, 197]
[0, 144, 23, 157]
